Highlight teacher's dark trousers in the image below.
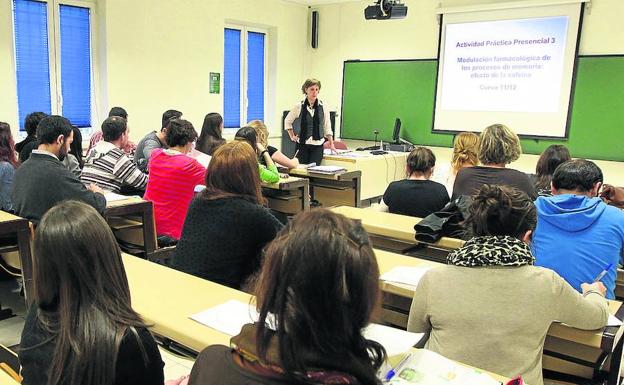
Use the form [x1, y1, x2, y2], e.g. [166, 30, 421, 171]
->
[296, 144, 324, 166]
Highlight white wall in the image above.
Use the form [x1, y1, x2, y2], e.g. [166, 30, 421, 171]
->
[104, 0, 309, 141]
[307, 0, 624, 135]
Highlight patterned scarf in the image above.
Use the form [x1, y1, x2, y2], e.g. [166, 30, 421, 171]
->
[231, 323, 360, 385]
[447, 235, 534, 267]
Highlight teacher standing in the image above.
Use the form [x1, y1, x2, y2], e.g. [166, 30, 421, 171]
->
[284, 78, 336, 165]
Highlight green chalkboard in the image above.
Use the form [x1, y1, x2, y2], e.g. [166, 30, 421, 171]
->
[340, 56, 624, 161]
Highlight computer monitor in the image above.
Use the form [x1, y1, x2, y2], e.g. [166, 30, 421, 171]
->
[392, 118, 402, 144]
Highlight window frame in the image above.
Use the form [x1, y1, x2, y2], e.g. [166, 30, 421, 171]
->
[223, 24, 269, 131]
[12, 0, 97, 136]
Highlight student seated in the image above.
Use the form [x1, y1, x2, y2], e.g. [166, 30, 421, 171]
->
[381, 146, 449, 217]
[144, 119, 206, 241]
[87, 107, 137, 157]
[17, 112, 48, 162]
[81, 116, 147, 193]
[408, 184, 608, 385]
[0, 122, 18, 212]
[602, 184, 624, 208]
[12, 116, 105, 224]
[135, 109, 182, 172]
[529, 144, 571, 197]
[234, 127, 280, 184]
[195, 112, 226, 156]
[533, 159, 624, 299]
[62, 126, 84, 177]
[247, 120, 299, 169]
[433, 131, 479, 198]
[172, 141, 283, 289]
[185, 209, 386, 385]
[452, 124, 536, 200]
[19, 200, 164, 385]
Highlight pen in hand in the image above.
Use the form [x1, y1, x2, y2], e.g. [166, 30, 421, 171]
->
[384, 353, 412, 382]
[593, 263, 613, 283]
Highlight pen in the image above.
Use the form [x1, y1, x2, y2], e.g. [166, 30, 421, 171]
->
[593, 263, 614, 283]
[384, 353, 412, 381]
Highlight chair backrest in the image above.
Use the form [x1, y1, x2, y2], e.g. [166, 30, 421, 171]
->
[323, 140, 348, 150]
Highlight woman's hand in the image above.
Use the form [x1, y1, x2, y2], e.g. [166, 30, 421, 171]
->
[256, 143, 266, 153]
[329, 143, 338, 154]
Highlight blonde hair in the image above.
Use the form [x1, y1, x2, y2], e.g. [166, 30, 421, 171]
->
[451, 132, 479, 173]
[247, 120, 269, 147]
[301, 78, 321, 94]
[478, 124, 522, 165]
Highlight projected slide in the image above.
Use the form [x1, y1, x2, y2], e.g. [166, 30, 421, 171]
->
[440, 16, 568, 113]
[432, 2, 582, 138]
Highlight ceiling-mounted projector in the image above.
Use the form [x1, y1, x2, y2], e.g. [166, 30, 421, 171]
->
[364, 0, 408, 20]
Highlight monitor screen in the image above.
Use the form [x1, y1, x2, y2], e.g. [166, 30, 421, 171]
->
[392, 118, 402, 144]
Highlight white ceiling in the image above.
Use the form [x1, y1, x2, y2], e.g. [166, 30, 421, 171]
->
[285, 0, 363, 5]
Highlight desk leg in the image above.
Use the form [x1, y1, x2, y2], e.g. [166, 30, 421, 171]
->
[609, 334, 624, 385]
[302, 183, 310, 212]
[17, 226, 33, 304]
[142, 203, 157, 258]
[353, 175, 362, 208]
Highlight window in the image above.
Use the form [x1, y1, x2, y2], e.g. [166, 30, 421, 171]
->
[13, 0, 93, 130]
[223, 26, 266, 129]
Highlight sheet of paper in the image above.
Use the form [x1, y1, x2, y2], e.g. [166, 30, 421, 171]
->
[104, 192, 135, 202]
[189, 300, 258, 336]
[308, 165, 346, 174]
[386, 349, 500, 385]
[294, 162, 316, 169]
[363, 324, 424, 357]
[380, 266, 433, 288]
[608, 314, 623, 326]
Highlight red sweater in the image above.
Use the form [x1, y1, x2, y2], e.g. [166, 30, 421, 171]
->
[144, 149, 206, 239]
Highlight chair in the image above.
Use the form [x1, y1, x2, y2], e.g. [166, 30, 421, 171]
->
[323, 140, 348, 150]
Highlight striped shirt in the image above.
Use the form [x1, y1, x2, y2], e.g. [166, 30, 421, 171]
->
[81, 141, 148, 193]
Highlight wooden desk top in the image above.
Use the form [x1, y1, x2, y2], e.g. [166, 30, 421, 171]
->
[374, 248, 624, 351]
[332, 206, 465, 250]
[322, 151, 409, 164]
[0, 210, 26, 223]
[262, 175, 308, 190]
[123, 254, 251, 353]
[0, 370, 20, 385]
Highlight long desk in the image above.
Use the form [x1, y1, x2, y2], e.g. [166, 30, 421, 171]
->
[123, 253, 513, 383]
[321, 151, 408, 201]
[289, 168, 362, 208]
[0, 211, 33, 303]
[105, 197, 157, 258]
[331, 206, 464, 262]
[374, 247, 624, 385]
[262, 176, 310, 214]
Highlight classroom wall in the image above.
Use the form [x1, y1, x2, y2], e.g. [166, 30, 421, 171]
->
[307, 0, 624, 135]
[0, 0, 309, 141]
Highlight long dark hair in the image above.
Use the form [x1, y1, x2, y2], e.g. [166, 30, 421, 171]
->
[255, 209, 386, 385]
[464, 185, 537, 238]
[30, 201, 149, 385]
[535, 145, 571, 192]
[0, 122, 19, 168]
[203, 141, 265, 205]
[70, 126, 84, 168]
[196, 113, 225, 155]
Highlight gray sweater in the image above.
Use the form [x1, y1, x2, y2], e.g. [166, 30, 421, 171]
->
[12, 152, 106, 224]
[408, 265, 609, 385]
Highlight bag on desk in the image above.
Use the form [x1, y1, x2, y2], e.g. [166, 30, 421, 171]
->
[414, 195, 471, 243]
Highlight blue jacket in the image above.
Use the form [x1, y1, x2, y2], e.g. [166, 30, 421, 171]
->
[532, 194, 624, 299]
